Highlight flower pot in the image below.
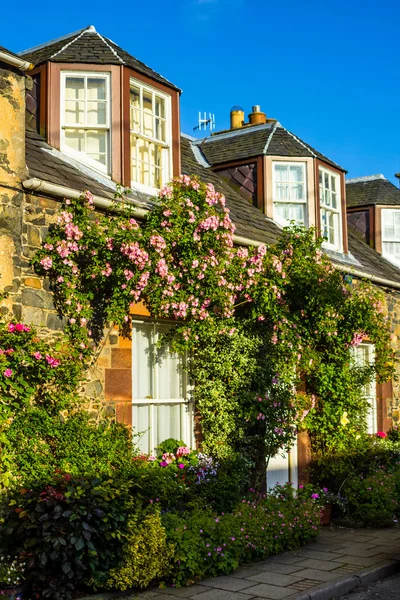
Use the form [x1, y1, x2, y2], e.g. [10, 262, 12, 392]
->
[0, 585, 24, 599]
[321, 503, 332, 526]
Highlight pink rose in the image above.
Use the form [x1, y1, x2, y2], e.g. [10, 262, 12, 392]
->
[178, 463, 185, 469]
[33, 351, 42, 360]
[3, 368, 12, 378]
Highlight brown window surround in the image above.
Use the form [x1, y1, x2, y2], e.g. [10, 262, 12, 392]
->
[41, 61, 181, 188]
[347, 206, 374, 248]
[315, 158, 348, 254]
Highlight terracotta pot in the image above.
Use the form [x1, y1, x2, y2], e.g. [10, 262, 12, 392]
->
[0, 585, 24, 599]
[321, 503, 332, 526]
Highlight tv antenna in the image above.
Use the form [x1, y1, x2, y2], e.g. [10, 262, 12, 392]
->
[193, 111, 216, 134]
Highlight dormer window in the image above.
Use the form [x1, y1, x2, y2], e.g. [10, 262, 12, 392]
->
[130, 78, 171, 193]
[61, 72, 110, 174]
[319, 166, 342, 251]
[382, 209, 400, 266]
[273, 162, 307, 226]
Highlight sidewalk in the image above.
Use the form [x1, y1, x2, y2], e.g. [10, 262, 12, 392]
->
[84, 525, 400, 600]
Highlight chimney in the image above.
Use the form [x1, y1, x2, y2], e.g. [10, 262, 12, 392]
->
[248, 105, 267, 125]
[230, 105, 245, 129]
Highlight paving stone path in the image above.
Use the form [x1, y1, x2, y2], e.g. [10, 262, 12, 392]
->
[85, 525, 400, 600]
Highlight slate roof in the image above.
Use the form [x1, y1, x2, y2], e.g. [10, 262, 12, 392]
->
[25, 129, 152, 208]
[18, 26, 180, 92]
[346, 175, 400, 208]
[195, 123, 345, 172]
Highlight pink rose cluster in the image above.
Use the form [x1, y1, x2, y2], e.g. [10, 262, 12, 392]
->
[8, 323, 31, 333]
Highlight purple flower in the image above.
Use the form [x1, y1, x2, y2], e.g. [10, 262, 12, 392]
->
[311, 493, 320, 499]
[178, 463, 185, 469]
[159, 461, 168, 467]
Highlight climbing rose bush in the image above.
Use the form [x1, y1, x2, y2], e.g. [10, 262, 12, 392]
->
[33, 176, 396, 462]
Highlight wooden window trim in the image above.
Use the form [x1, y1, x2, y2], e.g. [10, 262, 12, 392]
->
[315, 159, 348, 254]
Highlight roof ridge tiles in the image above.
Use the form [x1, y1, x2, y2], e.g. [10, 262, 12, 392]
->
[49, 27, 93, 60]
[262, 121, 279, 154]
[281, 125, 317, 158]
[95, 32, 124, 64]
[346, 174, 387, 184]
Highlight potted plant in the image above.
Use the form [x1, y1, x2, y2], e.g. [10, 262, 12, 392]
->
[311, 488, 347, 525]
[0, 555, 25, 599]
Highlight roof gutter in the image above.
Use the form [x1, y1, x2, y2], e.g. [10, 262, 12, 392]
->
[0, 50, 33, 71]
[22, 177, 149, 219]
[22, 178, 400, 291]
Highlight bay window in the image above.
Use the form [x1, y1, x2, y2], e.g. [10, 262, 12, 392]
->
[319, 167, 342, 251]
[131, 321, 193, 454]
[273, 162, 307, 226]
[382, 209, 400, 267]
[61, 72, 110, 174]
[130, 79, 171, 192]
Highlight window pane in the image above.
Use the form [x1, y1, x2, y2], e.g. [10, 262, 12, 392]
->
[64, 128, 84, 152]
[324, 189, 330, 206]
[143, 110, 153, 137]
[289, 204, 305, 222]
[87, 101, 107, 125]
[65, 100, 84, 125]
[289, 165, 303, 182]
[319, 170, 323, 185]
[275, 203, 289, 222]
[290, 183, 304, 200]
[87, 78, 106, 101]
[331, 192, 337, 209]
[155, 118, 166, 142]
[276, 183, 288, 200]
[155, 96, 165, 118]
[275, 164, 288, 182]
[132, 323, 153, 399]
[86, 130, 107, 165]
[143, 90, 152, 112]
[331, 175, 336, 192]
[324, 172, 329, 189]
[65, 77, 84, 100]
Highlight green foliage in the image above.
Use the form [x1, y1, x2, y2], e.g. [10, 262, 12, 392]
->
[342, 469, 398, 526]
[32, 179, 396, 467]
[1, 408, 135, 487]
[0, 474, 131, 600]
[161, 484, 321, 587]
[106, 509, 174, 591]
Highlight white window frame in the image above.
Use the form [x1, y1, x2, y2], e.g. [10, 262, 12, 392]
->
[131, 320, 194, 454]
[351, 342, 377, 434]
[272, 161, 308, 227]
[129, 77, 172, 195]
[381, 208, 400, 268]
[60, 71, 111, 175]
[319, 166, 342, 252]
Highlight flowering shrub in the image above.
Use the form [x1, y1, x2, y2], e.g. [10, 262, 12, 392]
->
[32, 179, 396, 465]
[161, 483, 321, 587]
[342, 468, 398, 525]
[0, 555, 25, 588]
[0, 321, 82, 419]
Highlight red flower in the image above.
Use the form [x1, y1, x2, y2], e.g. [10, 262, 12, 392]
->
[376, 431, 387, 438]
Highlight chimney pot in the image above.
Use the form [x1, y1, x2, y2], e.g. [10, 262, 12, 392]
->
[230, 105, 245, 129]
[249, 105, 267, 126]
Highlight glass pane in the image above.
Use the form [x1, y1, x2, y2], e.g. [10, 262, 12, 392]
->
[64, 128, 84, 152]
[87, 101, 106, 125]
[289, 204, 305, 223]
[274, 164, 288, 182]
[384, 225, 395, 240]
[289, 165, 303, 182]
[324, 189, 330, 206]
[290, 183, 304, 200]
[275, 203, 289, 222]
[130, 86, 140, 106]
[156, 404, 182, 444]
[87, 78, 106, 100]
[275, 183, 288, 200]
[132, 404, 151, 452]
[143, 110, 153, 137]
[319, 169, 323, 185]
[65, 77, 84, 100]
[155, 96, 165, 118]
[65, 100, 84, 125]
[324, 172, 329, 189]
[132, 323, 153, 399]
[86, 130, 107, 165]
[143, 90, 153, 113]
[331, 175, 336, 192]
[331, 192, 337, 209]
[155, 118, 166, 142]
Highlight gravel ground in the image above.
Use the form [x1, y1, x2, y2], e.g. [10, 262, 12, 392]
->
[338, 572, 400, 599]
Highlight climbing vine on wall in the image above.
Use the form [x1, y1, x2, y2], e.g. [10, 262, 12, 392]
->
[32, 176, 396, 466]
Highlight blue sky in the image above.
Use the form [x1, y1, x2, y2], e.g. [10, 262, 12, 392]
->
[4, 0, 400, 183]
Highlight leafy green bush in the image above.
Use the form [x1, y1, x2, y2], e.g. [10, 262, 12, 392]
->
[0, 474, 132, 600]
[1, 408, 135, 486]
[106, 508, 174, 590]
[161, 484, 321, 587]
[341, 469, 398, 525]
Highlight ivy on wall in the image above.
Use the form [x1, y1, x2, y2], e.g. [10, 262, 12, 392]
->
[32, 176, 396, 471]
